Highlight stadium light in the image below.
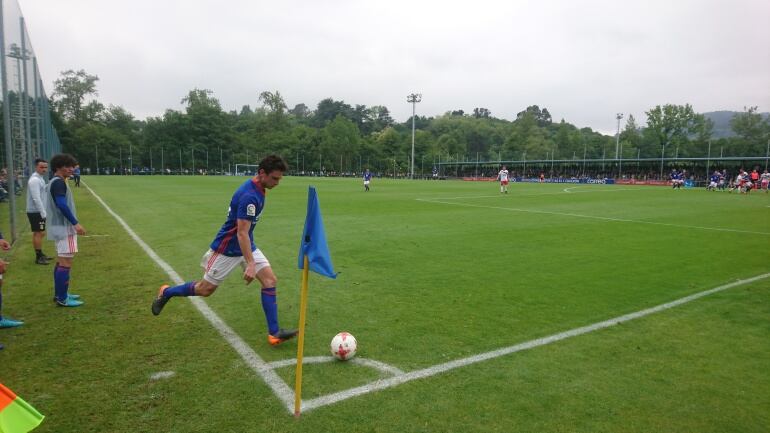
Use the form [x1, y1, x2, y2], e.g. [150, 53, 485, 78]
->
[615, 113, 623, 160]
[407, 93, 422, 179]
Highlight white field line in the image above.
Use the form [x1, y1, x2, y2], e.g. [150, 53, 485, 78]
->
[83, 182, 296, 412]
[416, 198, 770, 236]
[301, 272, 770, 412]
[562, 186, 640, 193]
[268, 356, 406, 376]
[424, 188, 644, 201]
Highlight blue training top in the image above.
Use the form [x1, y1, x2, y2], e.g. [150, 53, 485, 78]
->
[210, 178, 266, 256]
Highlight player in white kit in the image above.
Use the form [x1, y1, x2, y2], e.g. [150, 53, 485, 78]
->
[498, 166, 510, 194]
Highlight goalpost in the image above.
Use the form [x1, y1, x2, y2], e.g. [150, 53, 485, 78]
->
[234, 164, 259, 176]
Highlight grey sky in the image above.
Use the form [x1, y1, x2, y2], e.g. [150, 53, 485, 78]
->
[22, 0, 770, 134]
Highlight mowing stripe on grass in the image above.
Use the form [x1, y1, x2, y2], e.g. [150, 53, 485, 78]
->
[83, 182, 296, 411]
[301, 272, 770, 412]
[416, 198, 770, 236]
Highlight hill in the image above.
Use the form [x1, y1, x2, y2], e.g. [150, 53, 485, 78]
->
[702, 110, 770, 139]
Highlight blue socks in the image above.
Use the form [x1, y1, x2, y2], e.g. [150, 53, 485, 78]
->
[261, 287, 279, 335]
[54, 263, 71, 302]
[163, 281, 197, 298]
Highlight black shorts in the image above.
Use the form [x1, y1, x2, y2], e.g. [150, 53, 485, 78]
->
[27, 212, 46, 232]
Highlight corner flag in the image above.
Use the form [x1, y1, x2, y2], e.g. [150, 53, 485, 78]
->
[294, 186, 337, 416]
[0, 383, 44, 433]
[297, 186, 337, 279]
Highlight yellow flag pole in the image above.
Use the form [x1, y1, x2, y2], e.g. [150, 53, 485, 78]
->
[294, 255, 310, 417]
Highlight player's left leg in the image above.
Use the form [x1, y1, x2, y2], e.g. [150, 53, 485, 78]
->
[53, 236, 83, 307]
[255, 263, 297, 346]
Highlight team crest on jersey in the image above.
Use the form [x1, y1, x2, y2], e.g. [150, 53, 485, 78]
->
[247, 204, 256, 216]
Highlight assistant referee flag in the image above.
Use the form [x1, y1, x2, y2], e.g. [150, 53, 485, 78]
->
[297, 186, 337, 279]
[0, 383, 44, 433]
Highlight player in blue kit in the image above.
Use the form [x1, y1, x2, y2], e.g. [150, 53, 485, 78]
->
[151, 155, 298, 346]
[707, 171, 720, 191]
[363, 169, 372, 191]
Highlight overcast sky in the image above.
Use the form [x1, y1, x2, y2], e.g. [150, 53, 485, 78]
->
[20, 0, 770, 134]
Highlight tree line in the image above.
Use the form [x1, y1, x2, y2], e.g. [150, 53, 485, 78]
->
[48, 69, 770, 175]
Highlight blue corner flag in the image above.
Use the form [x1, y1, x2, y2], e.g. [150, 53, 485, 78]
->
[298, 186, 337, 279]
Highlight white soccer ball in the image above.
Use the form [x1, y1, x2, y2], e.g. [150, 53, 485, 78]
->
[330, 332, 357, 361]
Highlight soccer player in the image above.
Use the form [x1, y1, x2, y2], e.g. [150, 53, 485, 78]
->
[670, 169, 683, 189]
[707, 170, 720, 191]
[0, 229, 23, 347]
[750, 169, 759, 190]
[72, 164, 81, 187]
[498, 166, 509, 194]
[45, 153, 86, 307]
[151, 155, 298, 346]
[760, 169, 770, 193]
[26, 158, 53, 265]
[363, 168, 372, 192]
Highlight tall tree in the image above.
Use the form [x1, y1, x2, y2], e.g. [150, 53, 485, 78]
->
[643, 104, 701, 157]
[52, 69, 99, 121]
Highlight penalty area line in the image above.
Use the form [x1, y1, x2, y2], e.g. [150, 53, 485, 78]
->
[82, 182, 297, 413]
[301, 272, 770, 412]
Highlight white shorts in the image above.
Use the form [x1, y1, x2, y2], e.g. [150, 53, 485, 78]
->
[364, 180, 370, 185]
[55, 234, 78, 258]
[200, 248, 270, 286]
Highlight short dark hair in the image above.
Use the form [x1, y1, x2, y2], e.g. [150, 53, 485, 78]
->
[34, 158, 47, 165]
[258, 154, 288, 174]
[50, 153, 78, 172]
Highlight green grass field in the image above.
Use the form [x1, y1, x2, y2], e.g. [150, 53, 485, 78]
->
[1, 176, 769, 432]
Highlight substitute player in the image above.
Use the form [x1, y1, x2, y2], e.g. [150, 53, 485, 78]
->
[45, 153, 86, 307]
[26, 158, 53, 264]
[151, 155, 298, 346]
[498, 166, 510, 194]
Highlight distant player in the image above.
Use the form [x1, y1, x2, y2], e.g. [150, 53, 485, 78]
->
[498, 166, 509, 194]
[707, 171, 720, 191]
[151, 155, 298, 346]
[72, 164, 81, 187]
[760, 169, 769, 193]
[363, 169, 372, 192]
[45, 154, 86, 307]
[539, 172, 545, 183]
[750, 169, 759, 190]
[670, 169, 684, 189]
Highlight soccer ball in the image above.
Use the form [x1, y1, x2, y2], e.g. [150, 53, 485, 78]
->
[330, 332, 357, 361]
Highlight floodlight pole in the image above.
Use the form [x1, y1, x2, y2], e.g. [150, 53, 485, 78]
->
[765, 139, 769, 172]
[615, 113, 623, 178]
[407, 93, 422, 179]
[706, 140, 711, 178]
[660, 144, 665, 179]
